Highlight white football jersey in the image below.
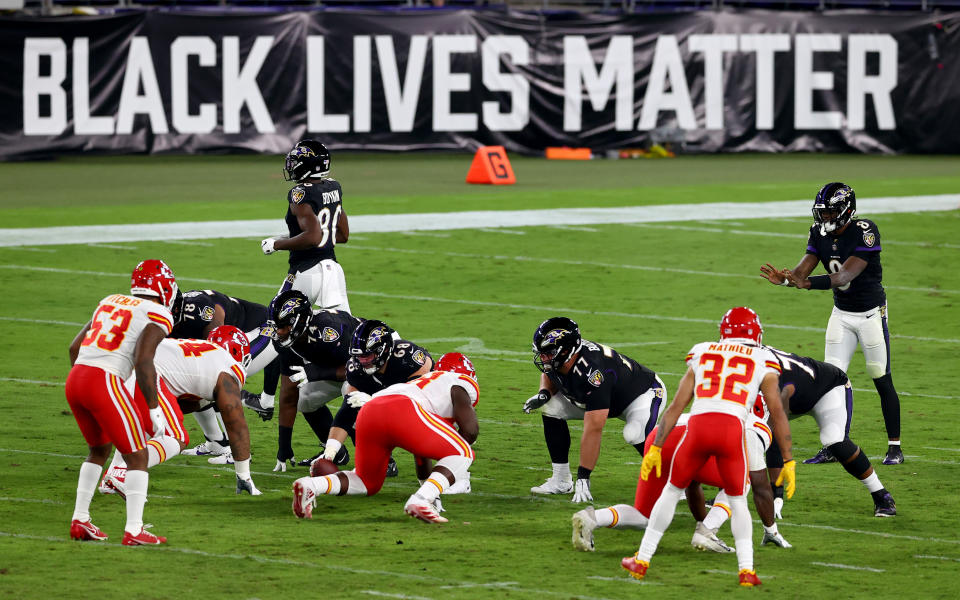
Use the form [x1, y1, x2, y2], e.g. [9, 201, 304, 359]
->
[75, 294, 174, 379]
[151, 338, 246, 402]
[373, 371, 479, 423]
[685, 340, 781, 422]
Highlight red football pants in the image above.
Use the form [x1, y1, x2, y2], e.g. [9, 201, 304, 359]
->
[66, 364, 147, 455]
[634, 423, 725, 516]
[132, 376, 189, 446]
[667, 413, 748, 496]
[354, 394, 474, 495]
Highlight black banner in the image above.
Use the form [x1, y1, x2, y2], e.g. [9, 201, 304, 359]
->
[1, 9, 958, 159]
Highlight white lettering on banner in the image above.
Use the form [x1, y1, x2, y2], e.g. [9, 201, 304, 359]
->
[73, 38, 114, 135]
[433, 35, 478, 132]
[563, 35, 633, 132]
[847, 35, 897, 130]
[739, 34, 791, 130]
[376, 35, 428, 133]
[481, 36, 529, 132]
[116, 37, 168, 134]
[637, 35, 696, 130]
[688, 34, 738, 130]
[23, 37, 67, 136]
[171, 36, 217, 134]
[794, 34, 843, 130]
[223, 36, 275, 134]
[307, 36, 349, 132]
[353, 36, 372, 133]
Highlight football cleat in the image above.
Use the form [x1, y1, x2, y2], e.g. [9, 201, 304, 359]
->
[121, 528, 167, 546]
[297, 451, 323, 467]
[738, 569, 762, 587]
[873, 490, 897, 517]
[803, 446, 837, 464]
[531, 477, 574, 495]
[102, 467, 127, 499]
[241, 391, 274, 421]
[292, 478, 316, 519]
[182, 439, 230, 457]
[571, 506, 597, 552]
[208, 453, 234, 465]
[386, 456, 399, 478]
[882, 445, 904, 465]
[620, 555, 649, 580]
[404, 495, 449, 524]
[236, 475, 262, 496]
[70, 519, 108, 541]
[761, 530, 793, 548]
[691, 522, 734, 553]
[98, 466, 125, 496]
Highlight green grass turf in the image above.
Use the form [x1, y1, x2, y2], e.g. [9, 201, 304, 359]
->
[0, 154, 959, 599]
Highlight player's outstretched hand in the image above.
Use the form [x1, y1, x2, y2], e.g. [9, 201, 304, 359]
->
[760, 263, 789, 286]
[572, 478, 593, 503]
[289, 365, 309, 389]
[523, 390, 551, 414]
[640, 446, 663, 481]
[775, 459, 797, 499]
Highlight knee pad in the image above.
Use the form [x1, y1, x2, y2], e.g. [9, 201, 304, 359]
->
[865, 360, 887, 379]
[622, 421, 646, 446]
[435, 455, 473, 481]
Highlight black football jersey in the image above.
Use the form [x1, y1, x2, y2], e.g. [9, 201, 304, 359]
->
[170, 290, 268, 340]
[346, 340, 431, 395]
[768, 347, 848, 414]
[805, 218, 886, 311]
[279, 310, 362, 376]
[547, 340, 660, 418]
[285, 179, 344, 269]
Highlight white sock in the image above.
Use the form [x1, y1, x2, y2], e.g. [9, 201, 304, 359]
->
[235, 458, 251, 480]
[313, 470, 367, 496]
[260, 393, 275, 408]
[193, 409, 225, 442]
[552, 463, 572, 481]
[146, 435, 183, 468]
[124, 469, 149, 534]
[596, 504, 648, 529]
[861, 472, 884, 493]
[415, 472, 451, 503]
[729, 494, 753, 571]
[72, 462, 102, 522]
[888, 440, 901, 446]
[637, 483, 683, 561]
[763, 522, 779, 535]
[703, 500, 731, 530]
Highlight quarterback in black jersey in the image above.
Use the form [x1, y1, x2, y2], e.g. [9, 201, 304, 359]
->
[768, 347, 896, 517]
[523, 317, 665, 503]
[761, 182, 905, 466]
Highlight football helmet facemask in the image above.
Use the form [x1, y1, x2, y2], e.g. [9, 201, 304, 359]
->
[268, 290, 312, 348]
[719, 307, 763, 345]
[207, 325, 251, 368]
[130, 259, 179, 312]
[350, 319, 395, 375]
[813, 182, 856, 236]
[436, 352, 477, 381]
[532, 317, 582, 373]
[283, 139, 331, 182]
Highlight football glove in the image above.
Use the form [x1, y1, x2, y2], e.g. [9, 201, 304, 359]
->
[236, 475, 262, 496]
[148, 406, 166, 438]
[640, 445, 663, 481]
[261, 237, 277, 255]
[775, 460, 797, 499]
[523, 390, 551, 414]
[773, 497, 784, 520]
[761, 530, 792, 548]
[274, 446, 295, 473]
[321, 439, 342, 462]
[572, 478, 593, 503]
[289, 365, 308, 389]
[346, 391, 372, 409]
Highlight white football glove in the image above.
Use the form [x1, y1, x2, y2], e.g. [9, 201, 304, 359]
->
[321, 439, 342, 462]
[773, 497, 784, 520]
[523, 390, 551, 414]
[572, 478, 593, 503]
[236, 475, 262, 496]
[148, 406, 166, 438]
[346, 391, 372, 409]
[273, 459, 294, 472]
[761, 530, 792, 548]
[289, 365, 308, 389]
[261, 237, 277, 255]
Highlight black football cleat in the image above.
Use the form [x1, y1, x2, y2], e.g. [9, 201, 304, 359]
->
[803, 446, 837, 464]
[241, 391, 274, 421]
[873, 490, 897, 517]
[882, 445, 904, 465]
[386, 456, 399, 478]
[298, 451, 323, 467]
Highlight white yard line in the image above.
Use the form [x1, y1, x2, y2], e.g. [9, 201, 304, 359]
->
[810, 562, 885, 573]
[1, 195, 956, 247]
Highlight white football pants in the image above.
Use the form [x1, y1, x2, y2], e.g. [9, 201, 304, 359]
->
[824, 304, 891, 380]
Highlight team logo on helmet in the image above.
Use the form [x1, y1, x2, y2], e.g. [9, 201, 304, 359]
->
[279, 298, 302, 320]
[830, 188, 851, 205]
[412, 349, 426, 365]
[587, 369, 604, 387]
[292, 145, 316, 158]
[367, 326, 389, 349]
[291, 187, 306, 204]
[863, 232, 876, 247]
[200, 306, 215, 321]
[542, 329, 568, 348]
[322, 327, 339, 342]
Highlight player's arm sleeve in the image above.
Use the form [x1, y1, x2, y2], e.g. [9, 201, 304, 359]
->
[805, 227, 819, 256]
[278, 349, 303, 377]
[852, 221, 882, 259]
[304, 361, 341, 382]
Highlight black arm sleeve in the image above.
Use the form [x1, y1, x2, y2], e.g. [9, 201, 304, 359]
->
[332, 401, 360, 431]
[304, 362, 341, 382]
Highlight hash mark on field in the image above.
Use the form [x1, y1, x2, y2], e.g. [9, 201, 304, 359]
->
[0, 497, 64, 505]
[0, 316, 85, 327]
[360, 592, 433, 600]
[923, 447, 960, 452]
[549, 225, 599, 232]
[87, 243, 137, 250]
[438, 582, 519, 589]
[2, 246, 57, 253]
[914, 555, 960, 562]
[810, 561, 885, 573]
[478, 228, 526, 235]
[161, 240, 215, 247]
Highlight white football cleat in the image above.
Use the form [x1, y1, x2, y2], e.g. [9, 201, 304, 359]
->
[292, 478, 316, 519]
[182, 439, 230, 457]
[761, 530, 793, 548]
[531, 477, 573, 495]
[691, 522, 734, 553]
[101, 466, 127, 499]
[571, 506, 597, 552]
[208, 453, 235, 465]
[404, 494, 449, 524]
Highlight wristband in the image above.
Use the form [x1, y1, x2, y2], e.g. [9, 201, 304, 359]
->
[778, 278, 789, 286]
[538, 388, 551, 401]
[808, 275, 832, 290]
[576, 466, 592, 480]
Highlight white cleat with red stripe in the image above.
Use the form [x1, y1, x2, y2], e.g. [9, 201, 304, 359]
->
[292, 478, 316, 519]
[404, 495, 449, 524]
[99, 466, 127, 499]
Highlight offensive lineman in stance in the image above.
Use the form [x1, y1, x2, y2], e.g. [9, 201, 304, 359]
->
[66, 259, 178, 545]
[622, 307, 796, 587]
[291, 353, 478, 524]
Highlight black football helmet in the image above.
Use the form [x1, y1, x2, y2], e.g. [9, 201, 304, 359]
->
[283, 139, 331, 182]
[350, 319, 395, 375]
[268, 290, 312, 348]
[532, 317, 582, 373]
[813, 182, 856, 236]
[170, 288, 184, 325]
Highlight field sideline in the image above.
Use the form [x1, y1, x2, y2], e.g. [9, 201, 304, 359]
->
[1, 153, 958, 599]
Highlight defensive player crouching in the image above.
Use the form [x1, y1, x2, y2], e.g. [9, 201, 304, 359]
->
[291, 353, 478, 524]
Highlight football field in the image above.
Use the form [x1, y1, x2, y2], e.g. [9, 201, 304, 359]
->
[0, 153, 958, 599]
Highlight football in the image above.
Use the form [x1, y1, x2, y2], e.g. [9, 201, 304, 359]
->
[310, 458, 339, 477]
